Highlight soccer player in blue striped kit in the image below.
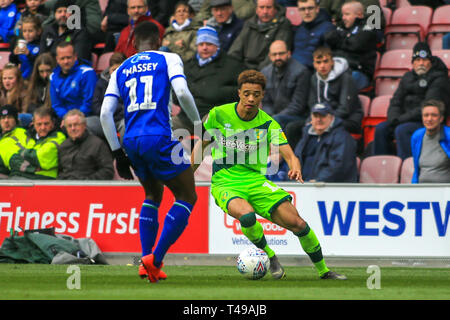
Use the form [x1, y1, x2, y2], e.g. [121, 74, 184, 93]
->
[100, 21, 201, 283]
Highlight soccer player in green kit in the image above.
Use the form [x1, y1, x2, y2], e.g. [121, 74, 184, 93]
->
[191, 70, 346, 280]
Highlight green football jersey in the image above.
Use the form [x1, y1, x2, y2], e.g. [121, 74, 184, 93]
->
[203, 102, 288, 177]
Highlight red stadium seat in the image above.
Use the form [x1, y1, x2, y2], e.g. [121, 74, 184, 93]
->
[359, 155, 402, 183]
[362, 95, 392, 147]
[0, 51, 10, 70]
[0, 43, 10, 51]
[433, 50, 450, 76]
[194, 155, 212, 182]
[385, 6, 432, 50]
[359, 94, 371, 117]
[91, 53, 98, 70]
[285, 6, 302, 26]
[382, 6, 392, 27]
[374, 50, 411, 96]
[400, 157, 414, 183]
[99, 0, 109, 14]
[427, 5, 450, 50]
[396, 0, 411, 8]
[96, 52, 113, 73]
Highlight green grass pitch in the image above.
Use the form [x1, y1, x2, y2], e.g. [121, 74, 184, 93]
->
[0, 264, 449, 300]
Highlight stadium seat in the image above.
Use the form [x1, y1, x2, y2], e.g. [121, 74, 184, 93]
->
[362, 95, 391, 147]
[374, 50, 411, 96]
[0, 43, 10, 51]
[356, 157, 361, 174]
[359, 155, 402, 183]
[96, 52, 113, 73]
[400, 157, 414, 183]
[194, 155, 212, 182]
[382, 6, 392, 27]
[285, 7, 302, 26]
[433, 50, 450, 76]
[0, 51, 10, 69]
[385, 6, 433, 51]
[91, 53, 98, 70]
[426, 5, 450, 50]
[396, 0, 411, 8]
[359, 95, 371, 117]
[99, 0, 109, 14]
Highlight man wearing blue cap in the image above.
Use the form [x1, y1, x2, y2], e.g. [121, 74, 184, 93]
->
[172, 25, 245, 135]
[291, 102, 358, 182]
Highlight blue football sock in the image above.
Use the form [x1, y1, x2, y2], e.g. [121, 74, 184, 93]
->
[153, 200, 193, 267]
[139, 199, 160, 257]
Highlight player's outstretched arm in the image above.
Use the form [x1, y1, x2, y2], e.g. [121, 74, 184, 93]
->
[279, 144, 304, 183]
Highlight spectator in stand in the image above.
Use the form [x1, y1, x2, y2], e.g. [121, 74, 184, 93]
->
[14, 0, 49, 35]
[160, 1, 198, 62]
[261, 39, 310, 131]
[40, 0, 92, 62]
[58, 109, 114, 180]
[407, 0, 447, 9]
[0, 63, 31, 128]
[92, 52, 127, 143]
[290, 102, 357, 182]
[101, 0, 129, 52]
[323, 1, 378, 91]
[411, 99, 450, 183]
[228, 0, 293, 70]
[23, 53, 56, 116]
[147, 0, 178, 28]
[0, 105, 34, 178]
[43, 0, 104, 44]
[9, 16, 42, 80]
[172, 26, 245, 135]
[285, 46, 363, 149]
[374, 42, 450, 160]
[276, 0, 297, 6]
[50, 41, 101, 137]
[9, 106, 66, 180]
[115, 0, 165, 58]
[205, 0, 244, 53]
[292, 0, 335, 71]
[193, 0, 255, 26]
[443, 33, 450, 50]
[0, 0, 20, 43]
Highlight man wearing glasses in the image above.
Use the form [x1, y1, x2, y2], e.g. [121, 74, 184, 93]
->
[291, 0, 335, 71]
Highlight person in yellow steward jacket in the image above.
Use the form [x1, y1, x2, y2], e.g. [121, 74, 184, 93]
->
[0, 105, 35, 178]
[9, 106, 66, 179]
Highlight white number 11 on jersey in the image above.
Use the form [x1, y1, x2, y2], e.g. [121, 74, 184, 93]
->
[125, 75, 157, 112]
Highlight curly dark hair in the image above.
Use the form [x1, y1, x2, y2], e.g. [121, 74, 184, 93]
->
[237, 70, 266, 90]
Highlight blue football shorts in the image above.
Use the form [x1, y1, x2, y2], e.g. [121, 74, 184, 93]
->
[123, 135, 190, 181]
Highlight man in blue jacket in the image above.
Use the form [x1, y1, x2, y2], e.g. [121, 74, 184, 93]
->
[293, 102, 358, 182]
[411, 99, 450, 183]
[291, 0, 335, 71]
[49, 41, 101, 137]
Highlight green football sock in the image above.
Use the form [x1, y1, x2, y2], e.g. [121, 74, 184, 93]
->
[294, 223, 329, 277]
[239, 212, 275, 258]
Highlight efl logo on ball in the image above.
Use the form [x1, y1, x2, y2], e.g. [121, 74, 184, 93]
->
[236, 247, 269, 280]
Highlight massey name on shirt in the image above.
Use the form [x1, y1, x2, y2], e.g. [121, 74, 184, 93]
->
[122, 63, 159, 76]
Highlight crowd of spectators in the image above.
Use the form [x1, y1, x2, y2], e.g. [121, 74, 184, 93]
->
[0, 0, 449, 183]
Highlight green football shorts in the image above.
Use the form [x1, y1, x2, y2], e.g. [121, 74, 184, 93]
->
[211, 169, 292, 221]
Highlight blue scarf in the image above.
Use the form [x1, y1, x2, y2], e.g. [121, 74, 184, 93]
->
[196, 48, 220, 67]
